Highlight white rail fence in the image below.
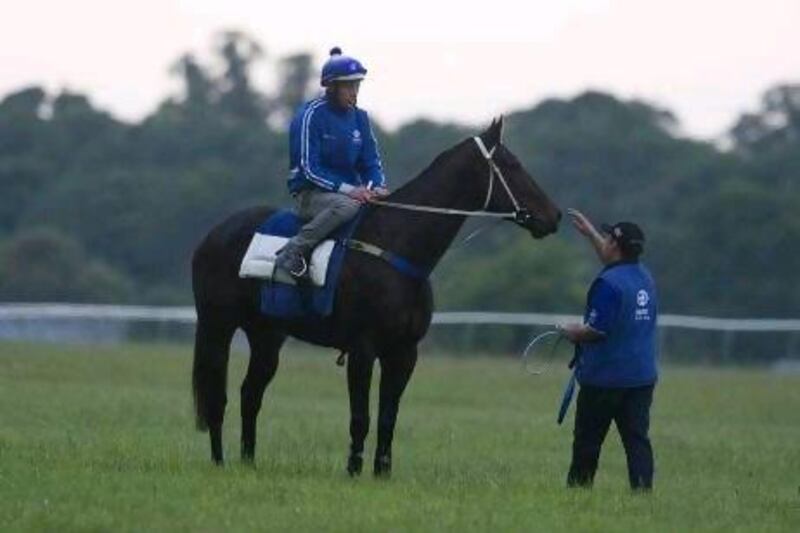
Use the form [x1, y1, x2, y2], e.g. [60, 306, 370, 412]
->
[1, 303, 799, 360]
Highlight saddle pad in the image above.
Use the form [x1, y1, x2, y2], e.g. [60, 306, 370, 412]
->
[238, 234, 335, 287]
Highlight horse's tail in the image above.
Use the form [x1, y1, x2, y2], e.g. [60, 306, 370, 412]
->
[191, 246, 235, 432]
[191, 327, 209, 431]
[192, 306, 237, 431]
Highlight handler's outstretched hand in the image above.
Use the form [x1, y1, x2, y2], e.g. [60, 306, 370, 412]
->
[567, 208, 596, 237]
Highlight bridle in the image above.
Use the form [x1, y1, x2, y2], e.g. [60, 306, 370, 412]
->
[368, 137, 534, 225]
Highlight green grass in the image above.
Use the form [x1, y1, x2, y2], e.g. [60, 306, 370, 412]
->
[1, 340, 798, 532]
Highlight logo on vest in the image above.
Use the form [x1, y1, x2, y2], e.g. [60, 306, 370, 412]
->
[637, 290, 649, 306]
[352, 130, 362, 144]
[635, 289, 651, 321]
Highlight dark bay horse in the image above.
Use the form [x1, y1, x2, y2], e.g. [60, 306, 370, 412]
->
[191, 117, 561, 476]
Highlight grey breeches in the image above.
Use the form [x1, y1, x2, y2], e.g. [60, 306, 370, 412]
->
[287, 188, 361, 254]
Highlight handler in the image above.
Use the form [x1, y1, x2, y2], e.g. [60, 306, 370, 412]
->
[558, 208, 658, 490]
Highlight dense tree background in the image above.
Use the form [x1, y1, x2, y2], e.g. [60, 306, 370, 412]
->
[0, 32, 797, 317]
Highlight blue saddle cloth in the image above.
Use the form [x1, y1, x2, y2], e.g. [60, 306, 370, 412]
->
[258, 209, 360, 319]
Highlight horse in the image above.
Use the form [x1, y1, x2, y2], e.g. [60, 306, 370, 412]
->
[191, 117, 562, 476]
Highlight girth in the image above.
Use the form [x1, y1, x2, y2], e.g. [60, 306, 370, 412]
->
[343, 239, 429, 280]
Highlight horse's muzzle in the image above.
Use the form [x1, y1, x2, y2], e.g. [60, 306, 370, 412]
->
[517, 210, 559, 238]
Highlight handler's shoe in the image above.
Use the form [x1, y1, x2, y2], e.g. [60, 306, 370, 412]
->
[275, 246, 309, 280]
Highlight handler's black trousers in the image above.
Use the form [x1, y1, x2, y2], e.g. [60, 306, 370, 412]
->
[567, 384, 654, 490]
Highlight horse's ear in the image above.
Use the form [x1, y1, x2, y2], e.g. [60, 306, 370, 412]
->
[482, 116, 504, 147]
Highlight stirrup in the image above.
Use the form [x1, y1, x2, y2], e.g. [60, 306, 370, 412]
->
[287, 256, 308, 278]
[275, 246, 309, 280]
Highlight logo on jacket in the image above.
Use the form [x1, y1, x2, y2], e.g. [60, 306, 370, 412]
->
[352, 130, 362, 143]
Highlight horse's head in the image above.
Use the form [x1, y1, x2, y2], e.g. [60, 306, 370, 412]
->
[475, 117, 561, 238]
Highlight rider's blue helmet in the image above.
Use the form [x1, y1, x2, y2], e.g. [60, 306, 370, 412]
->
[320, 47, 367, 87]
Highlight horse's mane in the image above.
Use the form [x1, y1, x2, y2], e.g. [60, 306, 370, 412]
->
[384, 141, 466, 203]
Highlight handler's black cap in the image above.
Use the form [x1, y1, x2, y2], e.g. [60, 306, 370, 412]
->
[600, 222, 645, 254]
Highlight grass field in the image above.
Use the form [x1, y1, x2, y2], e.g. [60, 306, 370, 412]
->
[1, 340, 798, 532]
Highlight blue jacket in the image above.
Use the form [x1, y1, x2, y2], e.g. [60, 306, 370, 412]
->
[576, 261, 659, 388]
[288, 96, 386, 194]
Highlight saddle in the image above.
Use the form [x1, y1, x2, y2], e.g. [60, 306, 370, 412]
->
[239, 209, 357, 319]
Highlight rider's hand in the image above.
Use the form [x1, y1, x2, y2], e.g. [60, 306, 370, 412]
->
[372, 187, 390, 198]
[347, 187, 374, 204]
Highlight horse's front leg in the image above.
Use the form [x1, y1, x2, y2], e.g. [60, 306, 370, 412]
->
[346, 347, 375, 476]
[374, 344, 418, 478]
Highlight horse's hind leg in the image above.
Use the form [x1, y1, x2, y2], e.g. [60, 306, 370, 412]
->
[346, 343, 376, 476]
[374, 344, 418, 477]
[240, 321, 285, 463]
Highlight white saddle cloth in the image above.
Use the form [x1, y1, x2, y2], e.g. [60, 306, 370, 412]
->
[238, 234, 336, 287]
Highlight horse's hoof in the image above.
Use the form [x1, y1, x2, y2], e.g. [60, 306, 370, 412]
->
[347, 453, 363, 477]
[373, 455, 392, 478]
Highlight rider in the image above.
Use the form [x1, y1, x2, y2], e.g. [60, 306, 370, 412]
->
[275, 47, 389, 279]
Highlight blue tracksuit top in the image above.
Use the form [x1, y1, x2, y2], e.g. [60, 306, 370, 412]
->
[288, 96, 386, 194]
[576, 261, 659, 388]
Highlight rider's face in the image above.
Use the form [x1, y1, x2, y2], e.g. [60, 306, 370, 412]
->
[331, 80, 361, 108]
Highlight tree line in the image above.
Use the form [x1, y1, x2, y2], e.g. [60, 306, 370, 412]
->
[0, 31, 798, 319]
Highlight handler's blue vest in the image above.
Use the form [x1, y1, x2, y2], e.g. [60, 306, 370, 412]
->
[577, 262, 659, 388]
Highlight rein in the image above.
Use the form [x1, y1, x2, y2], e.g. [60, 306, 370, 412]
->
[344, 137, 532, 280]
[368, 137, 531, 224]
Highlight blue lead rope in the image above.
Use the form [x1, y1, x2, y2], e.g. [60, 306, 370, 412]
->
[557, 371, 577, 425]
[557, 347, 581, 425]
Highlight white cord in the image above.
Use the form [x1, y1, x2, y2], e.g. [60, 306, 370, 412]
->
[521, 330, 564, 375]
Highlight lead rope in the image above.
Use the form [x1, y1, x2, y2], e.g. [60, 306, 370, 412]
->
[521, 330, 565, 375]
